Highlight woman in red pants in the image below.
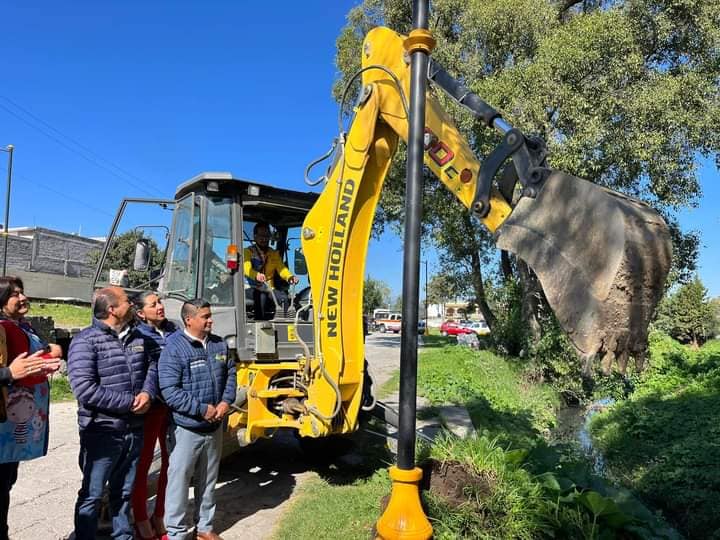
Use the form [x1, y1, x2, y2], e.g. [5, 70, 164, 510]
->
[132, 292, 178, 540]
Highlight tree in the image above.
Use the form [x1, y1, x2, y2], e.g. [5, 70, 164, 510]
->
[428, 274, 456, 304]
[426, 274, 457, 306]
[711, 297, 720, 338]
[655, 275, 717, 347]
[334, 0, 717, 346]
[427, 273, 467, 320]
[363, 276, 392, 313]
[88, 231, 161, 289]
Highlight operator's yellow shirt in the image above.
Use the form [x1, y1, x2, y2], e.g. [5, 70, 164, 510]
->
[243, 245, 293, 288]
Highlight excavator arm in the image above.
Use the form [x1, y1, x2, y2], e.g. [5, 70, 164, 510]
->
[298, 27, 671, 434]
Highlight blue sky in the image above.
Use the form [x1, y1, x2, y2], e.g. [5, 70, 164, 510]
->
[1, 1, 718, 298]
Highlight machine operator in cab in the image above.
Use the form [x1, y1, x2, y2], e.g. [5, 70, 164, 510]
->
[244, 222, 299, 320]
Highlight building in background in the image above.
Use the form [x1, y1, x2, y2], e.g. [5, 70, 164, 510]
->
[427, 301, 486, 327]
[0, 226, 102, 301]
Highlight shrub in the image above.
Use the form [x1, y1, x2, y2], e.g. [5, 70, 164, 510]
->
[527, 321, 588, 404]
[487, 279, 527, 357]
[590, 335, 720, 538]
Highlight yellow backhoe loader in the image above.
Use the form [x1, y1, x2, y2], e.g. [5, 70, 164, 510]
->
[94, 18, 671, 540]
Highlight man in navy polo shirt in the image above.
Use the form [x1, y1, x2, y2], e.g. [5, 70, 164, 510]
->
[159, 299, 236, 540]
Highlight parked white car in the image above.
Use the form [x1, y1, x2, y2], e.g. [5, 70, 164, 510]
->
[462, 320, 490, 335]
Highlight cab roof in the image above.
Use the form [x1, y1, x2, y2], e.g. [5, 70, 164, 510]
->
[174, 172, 319, 211]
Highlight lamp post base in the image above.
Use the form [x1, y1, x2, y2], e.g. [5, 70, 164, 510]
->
[375, 466, 432, 540]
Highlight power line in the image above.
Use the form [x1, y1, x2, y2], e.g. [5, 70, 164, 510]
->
[0, 166, 114, 219]
[4, 95, 152, 190]
[0, 96, 162, 198]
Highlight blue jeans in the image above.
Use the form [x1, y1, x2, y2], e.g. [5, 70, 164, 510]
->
[74, 429, 143, 540]
[165, 424, 223, 540]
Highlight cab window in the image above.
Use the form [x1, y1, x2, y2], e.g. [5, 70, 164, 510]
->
[202, 197, 234, 305]
[166, 194, 199, 298]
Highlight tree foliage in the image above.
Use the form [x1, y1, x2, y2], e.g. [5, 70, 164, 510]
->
[426, 273, 459, 305]
[655, 275, 717, 346]
[334, 0, 718, 345]
[711, 297, 720, 337]
[88, 230, 161, 289]
[363, 276, 391, 313]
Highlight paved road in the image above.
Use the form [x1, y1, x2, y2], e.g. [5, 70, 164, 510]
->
[8, 333, 402, 540]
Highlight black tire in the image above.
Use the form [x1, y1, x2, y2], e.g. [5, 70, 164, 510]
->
[440, 330, 448, 337]
[379, 324, 386, 333]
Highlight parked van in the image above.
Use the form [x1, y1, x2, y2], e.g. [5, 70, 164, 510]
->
[375, 312, 402, 333]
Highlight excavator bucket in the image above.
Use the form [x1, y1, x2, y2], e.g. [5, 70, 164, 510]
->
[495, 170, 672, 372]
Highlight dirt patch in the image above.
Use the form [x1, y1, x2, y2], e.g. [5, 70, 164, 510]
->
[420, 459, 495, 508]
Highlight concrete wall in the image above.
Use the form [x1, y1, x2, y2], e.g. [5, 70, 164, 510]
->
[0, 227, 102, 279]
[2, 235, 33, 271]
[15, 269, 93, 302]
[0, 227, 101, 301]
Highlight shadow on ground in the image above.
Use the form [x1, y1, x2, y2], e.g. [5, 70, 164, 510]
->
[365, 333, 404, 348]
[464, 394, 543, 447]
[87, 426, 393, 539]
[212, 433, 306, 534]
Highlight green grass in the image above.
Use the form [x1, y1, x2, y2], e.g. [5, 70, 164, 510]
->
[274, 344, 677, 539]
[590, 334, 720, 538]
[49, 375, 75, 402]
[417, 346, 559, 447]
[376, 371, 399, 399]
[272, 471, 390, 539]
[273, 346, 563, 539]
[420, 333, 453, 348]
[31, 302, 91, 328]
[422, 435, 553, 540]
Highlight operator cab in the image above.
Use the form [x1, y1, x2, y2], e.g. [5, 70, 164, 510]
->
[92, 172, 318, 362]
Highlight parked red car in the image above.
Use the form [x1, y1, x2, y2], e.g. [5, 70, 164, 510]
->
[439, 320, 475, 336]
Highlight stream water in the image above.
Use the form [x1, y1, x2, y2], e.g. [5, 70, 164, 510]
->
[552, 397, 615, 475]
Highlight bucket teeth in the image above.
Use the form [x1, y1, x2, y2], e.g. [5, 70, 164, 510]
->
[600, 351, 616, 376]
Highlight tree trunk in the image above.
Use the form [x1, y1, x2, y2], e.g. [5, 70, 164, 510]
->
[500, 250, 514, 282]
[470, 251, 496, 328]
[557, 0, 583, 20]
[517, 259, 542, 343]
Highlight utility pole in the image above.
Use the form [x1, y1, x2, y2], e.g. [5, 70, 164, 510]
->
[423, 259, 429, 334]
[425, 259, 429, 334]
[0, 145, 13, 277]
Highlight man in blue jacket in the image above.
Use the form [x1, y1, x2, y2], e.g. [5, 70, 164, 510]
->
[159, 298, 236, 540]
[67, 286, 157, 540]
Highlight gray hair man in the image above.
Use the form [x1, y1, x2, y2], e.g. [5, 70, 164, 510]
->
[68, 286, 157, 540]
